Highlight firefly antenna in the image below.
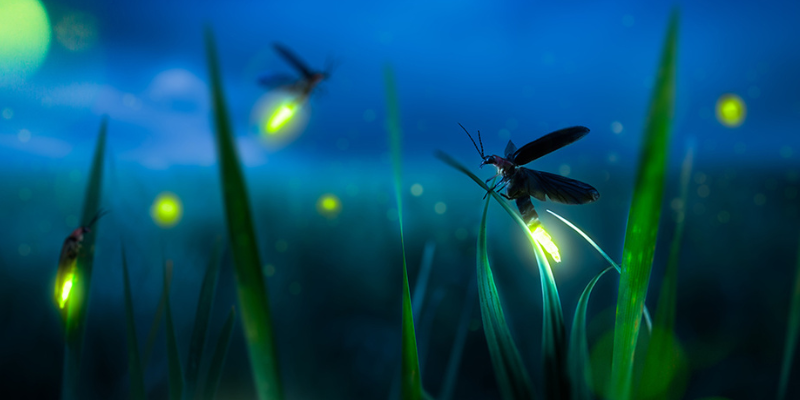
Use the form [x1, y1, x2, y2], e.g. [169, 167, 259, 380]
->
[458, 123, 484, 158]
[84, 208, 110, 228]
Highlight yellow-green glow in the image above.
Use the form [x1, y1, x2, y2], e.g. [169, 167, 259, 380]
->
[150, 192, 183, 228]
[531, 225, 561, 263]
[266, 102, 299, 134]
[0, 0, 52, 84]
[316, 193, 342, 218]
[59, 272, 74, 309]
[716, 93, 746, 128]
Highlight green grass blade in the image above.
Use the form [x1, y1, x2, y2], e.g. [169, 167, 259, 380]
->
[61, 117, 107, 400]
[385, 64, 423, 400]
[164, 262, 183, 400]
[569, 266, 613, 400]
[185, 241, 223, 400]
[143, 260, 173, 367]
[638, 145, 693, 399]
[122, 248, 146, 400]
[203, 307, 236, 400]
[437, 150, 568, 399]
[611, 11, 679, 400]
[778, 238, 800, 400]
[545, 210, 653, 334]
[477, 196, 534, 400]
[204, 27, 283, 400]
[439, 276, 477, 400]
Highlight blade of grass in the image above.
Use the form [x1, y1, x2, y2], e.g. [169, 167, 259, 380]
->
[164, 262, 183, 400]
[611, 11, 679, 400]
[569, 266, 613, 400]
[412, 242, 436, 319]
[122, 248, 146, 400]
[638, 144, 693, 399]
[440, 276, 477, 400]
[203, 307, 236, 400]
[205, 27, 282, 400]
[477, 196, 534, 400]
[61, 117, 107, 400]
[778, 238, 800, 400]
[436, 150, 568, 399]
[185, 240, 223, 400]
[143, 260, 173, 367]
[385, 64, 423, 400]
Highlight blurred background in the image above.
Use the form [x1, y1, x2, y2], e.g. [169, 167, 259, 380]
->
[1, 0, 799, 398]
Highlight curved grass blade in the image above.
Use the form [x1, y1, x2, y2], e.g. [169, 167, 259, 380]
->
[203, 307, 236, 400]
[477, 196, 534, 400]
[385, 64, 423, 400]
[611, 11, 679, 400]
[205, 27, 283, 400]
[638, 144, 694, 400]
[185, 241, 223, 400]
[122, 248, 146, 400]
[440, 276, 477, 400]
[143, 260, 173, 367]
[437, 150, 567, 399]
[164, 262, 183, 400]
[545, 210, 653, 334]
[61, 117, 107, 400]
[569, 266, 613, 400]
[778, 238, 800, 400]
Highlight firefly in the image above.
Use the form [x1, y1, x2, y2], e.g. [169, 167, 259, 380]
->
[55, 209, 108, 316]
[258, 42, 336, 103]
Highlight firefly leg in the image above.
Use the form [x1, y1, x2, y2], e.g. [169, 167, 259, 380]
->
[515, 197, 540, 226]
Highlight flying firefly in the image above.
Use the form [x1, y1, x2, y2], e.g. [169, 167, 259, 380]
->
[55, 209, 108, 317]
[257, 42, 335, 102]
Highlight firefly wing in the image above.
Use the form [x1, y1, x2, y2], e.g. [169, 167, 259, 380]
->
[518, 168, 600, 204]
[257, 71, 298, 88]
[273, 43, 315, 79]
[504, 140, 518, 159]
[512, 126, 590, 165]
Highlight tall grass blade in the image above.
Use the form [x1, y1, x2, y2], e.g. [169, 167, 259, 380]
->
[611, 11, 679, 400]
[204, 27, 283, 400]
[203, 307, 236, 400]
[439, 276, 477, 400]
[545, 210, 653, 334]
[385, 64, 423, 400]
[185, 241, 223, 400]
[122, 248, 146, 400]
[638, 145, 693, 399]
[143, 260, 173, 367]
[61, 117, 107, 400]
[164, 263, 183, 400]
[778, 238, 800, 400]
[477, 196, 534, 400]
[436, 150, 568, 399]
[412, 242, 436, 318]
[569, 266, 613, 400]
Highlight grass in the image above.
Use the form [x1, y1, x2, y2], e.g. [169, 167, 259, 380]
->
[122, 248, 146, 400]
[61, 117, 107, 400]
[205, 27, 283, 400]
[778, 238, 800, 400]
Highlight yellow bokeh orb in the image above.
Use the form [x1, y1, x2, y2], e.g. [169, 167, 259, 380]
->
[715, 93, 746, 128]
[0, 0, 51, 85]
[151, 192, 183, 228]
[316, 193, 342, 218]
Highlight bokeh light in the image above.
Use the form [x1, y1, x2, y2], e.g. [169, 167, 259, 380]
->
[715, 93, 746, 127]
[54, 11, 97, 51]
[150, 192, 183, 228]
[0, 0, 51, 85]
[316, 193, 342, 218]
[250, 90, 310, 151]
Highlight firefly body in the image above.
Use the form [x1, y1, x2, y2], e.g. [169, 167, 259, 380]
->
[55, 210, 107, 315]
[462, 124, 600, 226]
[258, 43, 333, 102]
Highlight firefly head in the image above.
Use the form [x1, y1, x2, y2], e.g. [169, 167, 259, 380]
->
[480, 155, 498, 168]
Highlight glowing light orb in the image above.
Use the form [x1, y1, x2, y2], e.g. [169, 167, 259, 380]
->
[267, 102, 300, 133]
[54, 11, 97, 51]
[316, 193, 342, 218]
[0, 0, 51, 85]
[531, 225, 561, 263]
[250, 90, 310, 151]
[59, 272, 74, 309]
[716, 94, 746, 128]
[151, 192, 183, 228]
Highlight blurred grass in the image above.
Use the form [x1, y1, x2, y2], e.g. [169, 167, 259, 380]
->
[611, 11, 678, 400]
[384, 64, 423, 400]
[569, 266, 613, 400]
[143, 259, 172, 367]
[203, 307, 236, 400]
[778, 238, 800, 400]
[122, 249, 146, 400]
[61, 117, 107, 400]
[205, 27, 282, 400]
[638, 145, 694, 400]
[439, 276, 476, 400]
[164, 262, 183, 400]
